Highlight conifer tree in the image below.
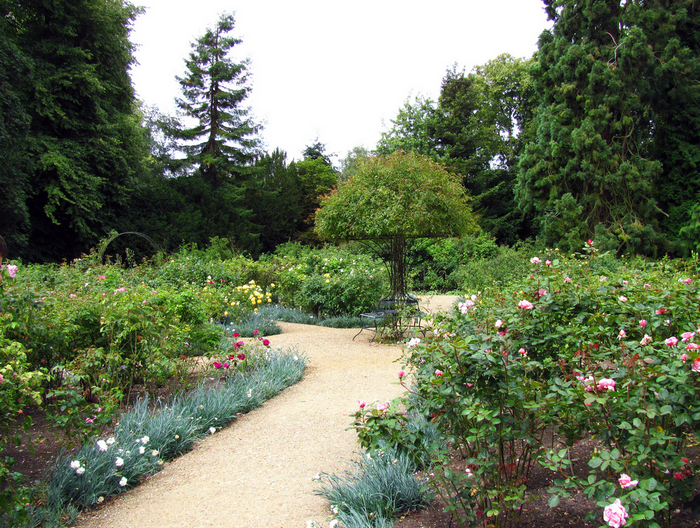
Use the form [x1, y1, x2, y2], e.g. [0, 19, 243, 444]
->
[175, 13, 260, 183]
[516, 1, 670, 254]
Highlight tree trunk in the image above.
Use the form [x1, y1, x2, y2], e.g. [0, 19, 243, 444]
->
[389, 234, 407, 300]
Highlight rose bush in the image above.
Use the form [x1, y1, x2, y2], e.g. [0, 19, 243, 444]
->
[355, 245, 700, 528]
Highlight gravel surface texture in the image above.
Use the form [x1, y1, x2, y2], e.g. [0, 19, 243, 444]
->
[75, 296, 459, 528]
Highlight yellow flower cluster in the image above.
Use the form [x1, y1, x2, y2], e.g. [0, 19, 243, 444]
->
[220, 280, 275, 320]
[234, 280, 274, 307]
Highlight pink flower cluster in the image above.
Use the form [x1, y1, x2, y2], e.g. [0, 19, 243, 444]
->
[458, 299, 475, 315]
[577, 375, 615, 393]
[517, 300, 534, 310]
[597, 378, 616, 392]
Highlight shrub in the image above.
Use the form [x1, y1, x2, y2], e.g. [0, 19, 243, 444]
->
[356, 243, 700, 528]
[407, 234, 499, 292]
[277, 247, 387, 316]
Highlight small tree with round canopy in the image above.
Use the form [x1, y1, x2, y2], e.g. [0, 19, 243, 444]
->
[315, 151, 477, 301]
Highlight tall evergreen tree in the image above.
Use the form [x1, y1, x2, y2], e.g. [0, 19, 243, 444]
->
[174, 13, 260, 183]
[431, 56, 537, 244]
[632, 1, 700, 252]
[250, 149, 304, 252]
[516, 0, 669, 254]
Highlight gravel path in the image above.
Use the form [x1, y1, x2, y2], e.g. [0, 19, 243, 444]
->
[75, 296, 459, 528]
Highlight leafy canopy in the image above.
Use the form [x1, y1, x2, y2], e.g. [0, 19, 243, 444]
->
[315, 151, 476, 241]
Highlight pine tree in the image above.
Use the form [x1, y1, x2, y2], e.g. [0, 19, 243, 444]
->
[175, 13, 261, 183]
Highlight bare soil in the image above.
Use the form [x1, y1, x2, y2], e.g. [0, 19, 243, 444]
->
[5, 295, 699, 527]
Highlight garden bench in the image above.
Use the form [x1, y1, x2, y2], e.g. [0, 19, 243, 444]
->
[353, 298, 423, 343]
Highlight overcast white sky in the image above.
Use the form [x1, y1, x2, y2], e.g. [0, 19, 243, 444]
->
[129, 0, 550, 163]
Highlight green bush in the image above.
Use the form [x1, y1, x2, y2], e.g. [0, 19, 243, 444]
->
[407, 233, 500, 292]
[277, 246, 387, 316]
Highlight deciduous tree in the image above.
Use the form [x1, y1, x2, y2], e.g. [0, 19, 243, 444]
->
[315, 151, 477, 299]
[3, 0, 147, 261]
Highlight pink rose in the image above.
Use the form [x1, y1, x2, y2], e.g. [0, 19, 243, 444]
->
[494, 319, 503, 328]
[618, 296, 627, 302]
[692, 359, 700, 373]
[530, 257, 541, 264]
[656, 307, 668, 315]
[546, 260, 552, 266]
[262, 339, 270, 346]
[618, 474, 638, 489]
[603, 499, 628, 528]
[683, 278, 692, 284]
[681, 353, 688, 362]
[564, 277, 572, 282]
[518, 348, 527, 356]
[213, 361, 222, 369]
[640, 334, 652, 346]
[253, 330, 259, 335]
[618, 329, 627, 339]
[517, 300, 534, 310]
[435, 369, 443, 376]
[376, 403, 387, 412]
[398, 370, 405, 378]
[358, 400, 366, 408]
[639, 319, 647, 328]
[7, 264, 17, 278]
[597, 378, 616, 392]
[686, 342, 700, 350]
[681, 331, 695, 342]
[237, 353, 245, 361]
[665, 336, 679, 346]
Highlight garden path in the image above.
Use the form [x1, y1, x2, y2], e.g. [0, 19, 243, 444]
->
[74, 295, 459, 528]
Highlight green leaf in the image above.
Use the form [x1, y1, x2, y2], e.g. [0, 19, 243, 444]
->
[548, 495, 560, 508]
[589, 457, 603, 468]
